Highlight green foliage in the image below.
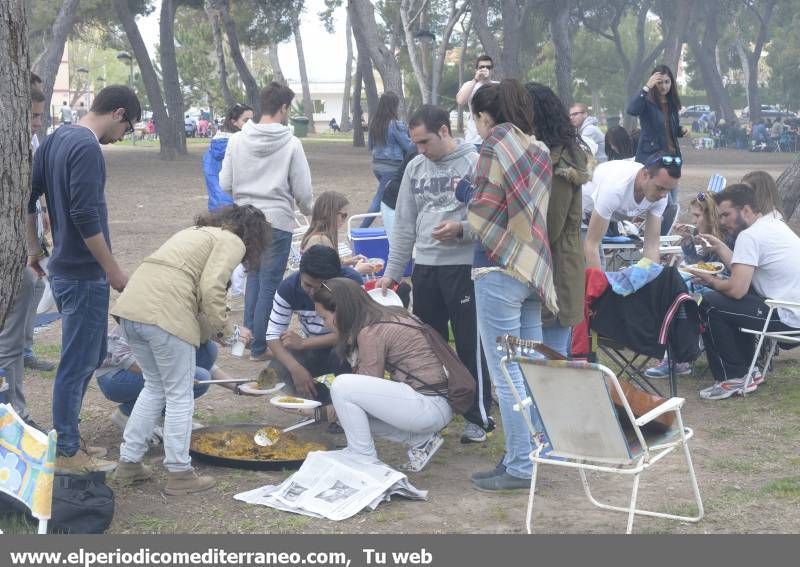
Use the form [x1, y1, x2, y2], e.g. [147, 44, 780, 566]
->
[765, 4, 800, 110]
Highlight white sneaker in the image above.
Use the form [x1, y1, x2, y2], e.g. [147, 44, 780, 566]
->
[111, 408, 129, 431]
[402, 433, 444, 473]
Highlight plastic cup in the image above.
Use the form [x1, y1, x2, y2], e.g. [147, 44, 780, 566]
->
[231, 340, 245, 357]
[368, 258, 385, 273]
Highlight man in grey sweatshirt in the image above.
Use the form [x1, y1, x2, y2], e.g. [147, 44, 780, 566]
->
[220, 82, 313, 360]
[378, 105, 494, 444]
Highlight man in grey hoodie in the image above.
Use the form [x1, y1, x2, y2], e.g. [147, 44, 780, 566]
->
[378, 105, 494, 444]
[220, 82, 313, 361]
[570, 103, 607, 163]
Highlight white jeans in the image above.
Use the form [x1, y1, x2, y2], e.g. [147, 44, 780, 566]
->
[331, 374, 453, 459]
[119, 319, 196, 472]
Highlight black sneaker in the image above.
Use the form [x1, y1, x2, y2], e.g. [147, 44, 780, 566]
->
[24, 356, 56, 371]
[23, 417, 46, 432]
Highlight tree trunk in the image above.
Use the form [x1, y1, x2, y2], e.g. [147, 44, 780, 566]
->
[340, 10, 353, 131]
[778, 155, 800, 222]
[205, 0, 235, 108]
[662, 0, 693, 74]
[352, 59, 365, 147]
[549, 0, 573, 106]
[31, 0, 81, 141]
[293, 19, 316, 133]
[348, 0, 406, 117]
[219, 0, 259, 115]
[688, 0, 738, 124]
[268, 43, 286, 85]
[432, 0, 468, 105]
[400, 0, 431, 104]
[456, 15, 472, 133]
[735, 0, 776, 124]
[361, 51, 379, 120]
[471, 0, 534, 79]
[113, 0, 180, 161]
[160, 0, 187, 154]
[0, 0, 30, 326]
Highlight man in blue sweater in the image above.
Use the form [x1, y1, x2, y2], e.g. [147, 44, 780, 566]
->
[26, 85, 141, 474]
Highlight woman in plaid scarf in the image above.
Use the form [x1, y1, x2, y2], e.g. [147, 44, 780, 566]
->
[455, 79, 557, 491]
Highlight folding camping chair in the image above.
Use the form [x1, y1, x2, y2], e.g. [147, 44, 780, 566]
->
[499, 341, 703, 534]
[587, 267, 700, 398]
[739, 298, 800, 394]
[0, 404, 57, 534]
[706, 174, 726, 194]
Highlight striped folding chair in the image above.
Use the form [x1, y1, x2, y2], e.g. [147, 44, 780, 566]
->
[706, 174, 726, 194]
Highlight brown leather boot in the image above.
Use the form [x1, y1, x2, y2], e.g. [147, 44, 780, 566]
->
[164, 469, 215, 495]
[112, 461, 153, 485]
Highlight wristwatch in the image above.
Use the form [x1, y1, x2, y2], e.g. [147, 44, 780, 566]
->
[642, 86, 650, 93]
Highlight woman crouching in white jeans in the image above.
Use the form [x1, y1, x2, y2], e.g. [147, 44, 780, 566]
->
[110, 205, 270, 494]
[312, 277, 452, 472]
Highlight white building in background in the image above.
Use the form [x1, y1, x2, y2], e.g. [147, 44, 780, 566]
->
[288, 81, 346, 132]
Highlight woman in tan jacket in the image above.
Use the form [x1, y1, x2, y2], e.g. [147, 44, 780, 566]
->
[111, 205, 269, 494]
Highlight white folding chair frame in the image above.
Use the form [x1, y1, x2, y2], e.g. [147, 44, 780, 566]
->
[499, 355, 704, 534]
[345, 213, 384, 246]
[740, 298, 800, 393]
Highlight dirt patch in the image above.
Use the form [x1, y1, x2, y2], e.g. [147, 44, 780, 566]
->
[5, 139, 800, 534]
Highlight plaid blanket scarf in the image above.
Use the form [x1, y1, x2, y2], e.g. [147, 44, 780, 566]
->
[467, 123, 558, 314]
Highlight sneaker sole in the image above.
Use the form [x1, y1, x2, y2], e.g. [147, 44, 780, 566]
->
[471, 480, 531, 493]
[164, 482, 216, 495]
[460, 433, 487, 444]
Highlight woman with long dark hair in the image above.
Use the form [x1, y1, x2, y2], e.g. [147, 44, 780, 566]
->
[313, 278, 453, 471]
[202, 103, 254, 211]
[363, 92, 412, 228]
[626, 64, 686, 164]
[525, 82, 593, 357]
[627, 64, 686, 234]
[455, 79, 557, 491]
[111, 205, 269, 494]
[604, 126, 635, 161]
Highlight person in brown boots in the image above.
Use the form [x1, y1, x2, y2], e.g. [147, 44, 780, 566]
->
[110, 205, 270, 493]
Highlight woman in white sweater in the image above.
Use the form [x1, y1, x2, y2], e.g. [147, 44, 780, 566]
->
[220, 82, 314, 361]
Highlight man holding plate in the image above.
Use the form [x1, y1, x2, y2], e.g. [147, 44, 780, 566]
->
[687, 183, 800, 400]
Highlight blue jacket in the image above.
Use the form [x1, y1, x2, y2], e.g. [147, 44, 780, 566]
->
[370, 120, 413, 163]
[202, 134, 235, 211]
[626, 89, 683, 164]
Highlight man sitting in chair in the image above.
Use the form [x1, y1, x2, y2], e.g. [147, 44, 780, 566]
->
[265, 245, 362, 402]
[583, 153, 681, 269]
[687, 183, 800, 401]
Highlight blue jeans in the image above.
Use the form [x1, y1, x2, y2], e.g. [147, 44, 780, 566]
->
[361, 168, 397, 228]
[542, 322, 571, 358]
[380, 203, 396, 237]
[475, 271, 544, 479]
[50, 276, 109, 456]
[96, 342, 216, 415]
[245, 227, 293, 356]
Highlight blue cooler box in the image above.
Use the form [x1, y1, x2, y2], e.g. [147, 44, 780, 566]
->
[350, 228, 412, 277]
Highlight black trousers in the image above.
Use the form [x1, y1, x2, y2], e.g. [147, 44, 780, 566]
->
[411, 264, 493, 428]
[700, 291, 796, 382]
[267, 347, 350, 404]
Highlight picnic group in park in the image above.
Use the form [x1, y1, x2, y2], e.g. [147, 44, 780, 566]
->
[4, 56, 800, 500]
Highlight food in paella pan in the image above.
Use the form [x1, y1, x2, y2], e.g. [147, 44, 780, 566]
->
[191, 429, 325, 461]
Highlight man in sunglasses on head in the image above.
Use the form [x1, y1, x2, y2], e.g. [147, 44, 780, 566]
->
[582, 152, 681, 270]
[456, 55, 499, 148]
[25, 85, 141, 474]
[569, 103, 607, 163]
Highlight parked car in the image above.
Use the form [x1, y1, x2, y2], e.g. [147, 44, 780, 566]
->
[740, 105, 798, 120]
[679, 105, 711, 120]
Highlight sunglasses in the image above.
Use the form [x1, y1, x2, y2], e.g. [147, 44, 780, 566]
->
[321, 281, 333, 293]
[122, 113, 134, 135]
[477, 65, 493, 70]
[646, 155, 683, 168]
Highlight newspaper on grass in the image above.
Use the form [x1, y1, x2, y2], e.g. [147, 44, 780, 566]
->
[234, 450, 427, 521]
